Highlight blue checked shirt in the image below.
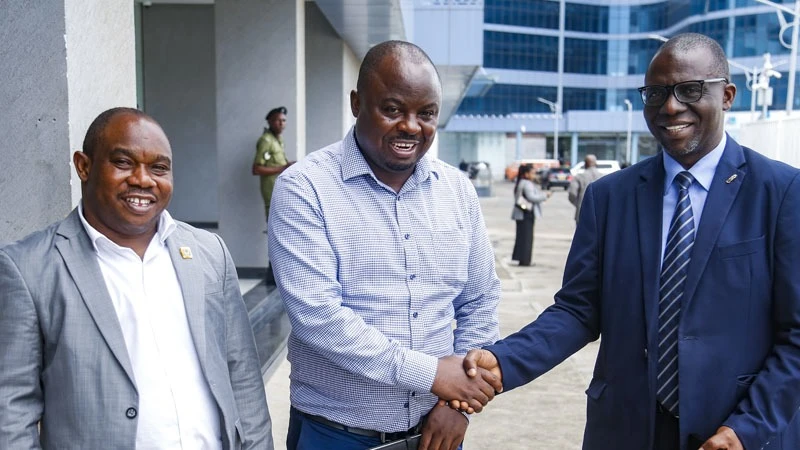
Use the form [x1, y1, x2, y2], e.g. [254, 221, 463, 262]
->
[268, 128, 501, 433]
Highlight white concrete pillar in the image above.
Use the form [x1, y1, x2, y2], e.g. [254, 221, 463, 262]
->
[570, 132, 580, 167]
[305, 2, 357, 154]
[0, 0, 135, 244]
[215, 0, 306, 270]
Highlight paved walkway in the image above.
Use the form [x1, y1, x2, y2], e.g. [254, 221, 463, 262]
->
[264, 181, 599, 449]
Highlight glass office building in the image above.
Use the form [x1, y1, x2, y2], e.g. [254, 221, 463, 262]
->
[443, 0, 800, 167]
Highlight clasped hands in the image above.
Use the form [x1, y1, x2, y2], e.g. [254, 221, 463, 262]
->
[431, 350, 502, 414]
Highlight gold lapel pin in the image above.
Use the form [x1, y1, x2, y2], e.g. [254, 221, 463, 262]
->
[725, 174, 738, 184]
[179, 247, 193, 259]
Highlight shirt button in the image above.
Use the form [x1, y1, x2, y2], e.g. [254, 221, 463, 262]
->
[404, 402, 409, 408]
[404, 233, 410, 240]
[126, 407, 137, 419]
[409, 274, 416, 280]
[412, 312, 418, 318]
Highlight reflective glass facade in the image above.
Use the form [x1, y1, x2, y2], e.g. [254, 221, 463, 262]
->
[459, 85, 610, 116]
[485, 0, 609, 32]
[484, 31, 557, 71]
[459, 0, 799, 116]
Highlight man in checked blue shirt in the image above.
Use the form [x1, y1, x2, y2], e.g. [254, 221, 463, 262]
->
[268, 40, 502, 450]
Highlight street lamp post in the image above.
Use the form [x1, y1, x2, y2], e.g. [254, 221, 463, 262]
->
[623, 99, 633, 164]
[790, 1, 800, 113]
[647, 34, 669, 43]
[755, 0, 800, 114]
[556, 0, 565, 162]
[751, 53, 784, 119]
[728, 58, 762, 120]
[537, 97, 560, 161]
[515, 125, 526, 161]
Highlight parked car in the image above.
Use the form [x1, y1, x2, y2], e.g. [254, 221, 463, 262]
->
[570, 159, 621, 176]
[505, 158, 560, 181]
[541, 167, 573, 190]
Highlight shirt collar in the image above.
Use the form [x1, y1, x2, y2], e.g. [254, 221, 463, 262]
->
[78, 202, 177, 252]
[340, 126, 437, 187]
[662, 132, 727, 195]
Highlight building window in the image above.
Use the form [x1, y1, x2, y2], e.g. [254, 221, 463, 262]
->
[564, 38, 608, 74]
[484, 31, 557, 71]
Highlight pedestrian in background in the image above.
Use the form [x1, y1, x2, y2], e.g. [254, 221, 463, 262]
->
[568, 154, 603, 222]
[252, 106, 294, 285]
[511, 164, 550, 266]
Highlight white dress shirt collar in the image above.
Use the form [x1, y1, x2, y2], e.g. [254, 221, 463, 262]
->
[663, 132, 727, 195]
[78, 202, 177, 254]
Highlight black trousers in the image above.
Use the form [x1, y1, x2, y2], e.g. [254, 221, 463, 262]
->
[512, 212, 535, 265]
[654, 405, 680, 450]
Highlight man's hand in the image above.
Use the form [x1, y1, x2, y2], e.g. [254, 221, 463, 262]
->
[430, 355, 500, 413]
[444, 349, 504, 412]
[699, 426, 743, 450]
[463, 349, 502, 382]
[418, 402, 468, 450]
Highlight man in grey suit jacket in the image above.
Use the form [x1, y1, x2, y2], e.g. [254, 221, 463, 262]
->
[0, 108, 273, 449]
[568, 154, 604, 221]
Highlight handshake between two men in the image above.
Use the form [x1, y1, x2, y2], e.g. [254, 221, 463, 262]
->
[431, 350, 502, 414]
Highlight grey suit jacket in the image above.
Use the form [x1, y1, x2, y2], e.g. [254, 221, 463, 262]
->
[511, 179, 547, 220]
[568, 167, 603, 221]
[0, 209, 273, 450]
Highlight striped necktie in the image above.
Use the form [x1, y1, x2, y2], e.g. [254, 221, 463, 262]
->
[656, 171, 695, 416]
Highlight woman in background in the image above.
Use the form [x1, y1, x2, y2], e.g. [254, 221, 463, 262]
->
[511, 164, 550, 266]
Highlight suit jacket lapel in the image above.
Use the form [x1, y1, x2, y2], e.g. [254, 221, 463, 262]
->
[682, 138, 746, 308]
[166, 227, 208, 371]
[55, 210, 136, 386]
[636, 157, 666, 345]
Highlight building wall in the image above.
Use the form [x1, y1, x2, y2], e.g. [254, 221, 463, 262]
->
[141, 4, 218, 224]
[0, 0, 135, 245]
[305, 2, 353, 153]
[215, 0, 305, 269]
[342, 44, 359, 136]
[739, 115, 800, 168]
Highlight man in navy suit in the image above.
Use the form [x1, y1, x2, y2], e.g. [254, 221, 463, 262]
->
[454, 33, 800, 450]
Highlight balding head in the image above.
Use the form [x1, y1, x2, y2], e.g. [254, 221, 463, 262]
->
[655, 32, 729, 79]
[584, 154, 597, 168]
[82, 107, 155, 159]
[356, 40, 441, 94]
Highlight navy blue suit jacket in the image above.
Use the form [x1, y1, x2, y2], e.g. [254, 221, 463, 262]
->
[487, 137, 800, 450]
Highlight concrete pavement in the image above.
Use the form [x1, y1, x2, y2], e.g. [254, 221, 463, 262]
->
[264, 181, 600, 449]
[465, 184, 598, 449]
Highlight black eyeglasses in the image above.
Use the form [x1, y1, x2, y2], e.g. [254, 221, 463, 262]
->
[638, 78, 728, 107]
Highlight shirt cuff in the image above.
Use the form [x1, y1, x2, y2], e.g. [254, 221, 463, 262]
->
[397, 350, 438, 393]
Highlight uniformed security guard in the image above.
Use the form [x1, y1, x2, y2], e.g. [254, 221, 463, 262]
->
[252, 106, 294, 285]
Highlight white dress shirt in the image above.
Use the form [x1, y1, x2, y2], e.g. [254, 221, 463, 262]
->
[79, 205, 221, 449]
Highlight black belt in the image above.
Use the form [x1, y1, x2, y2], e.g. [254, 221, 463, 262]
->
[293, 407, 423, 443]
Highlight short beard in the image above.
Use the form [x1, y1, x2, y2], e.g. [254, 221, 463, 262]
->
[385, 160, 417, 172]
[664, 135, 700, 158]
